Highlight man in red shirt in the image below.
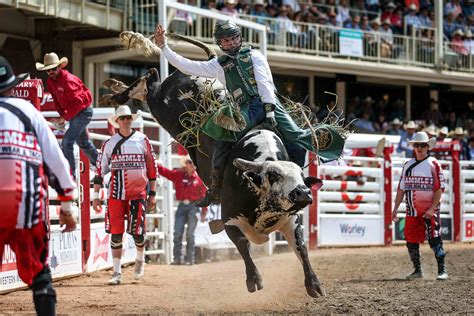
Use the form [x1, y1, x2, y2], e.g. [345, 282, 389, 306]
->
[36, 52, 98, 177]
[158, 155, 207, 265]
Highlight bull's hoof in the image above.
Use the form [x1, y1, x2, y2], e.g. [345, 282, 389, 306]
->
[246, 274, 264, 293]
[305, 278, 326, 297]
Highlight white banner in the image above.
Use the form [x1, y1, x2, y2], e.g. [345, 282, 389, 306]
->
[86, 223, 137, 273]
[1, 228, 83, 293]
[195, 205, 234, 249]
[339, 29, 364, 57]
[319, 215, 384, 245]
[48, 229, 83, 278]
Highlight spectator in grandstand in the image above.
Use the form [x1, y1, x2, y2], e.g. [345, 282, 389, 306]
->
[276, 6, 302, 47]
[386, 118, 405, 136]
[157, 155, 207, 265]
[326, 8, 338, 27]
[354, 111, 375, 132]
[445, 111, 462, 131]
[0, 56, 77, 315]
[374, 113, 389, 134]
[397, 120, 417, 157]
[418, 5, 432, 28]
[469, 137, 474, 160]
[464, 30, 474, 54]
[437, 126, 449, 141]
[445, 0, 463, 19]
[380, 18, 395, 57]
[351, 0, 368, 18]
[366, 0, 380, 16]
[360, 15, 372, 31]
[36, 52, 98, 178]
[392, 131, 448, 280]
[381, 2, 397, 25]
[367, 17, 382, 56]
[92, 105, 157, 285]
[405, 4, 422, 34]
[336, 0, 351, 26]
[283, 0, 300, 12]
[220, 0, 239, 18]
[424, 124, 438, 139]
[250, 0, 268, 25]
[422, 99, 444, 126]
[444, 12, 458, 40]
[452, 127, 471, 160]
[391, 7, 404, 34]
[344, 15, 361, 29]
[466, 14, 474, 34]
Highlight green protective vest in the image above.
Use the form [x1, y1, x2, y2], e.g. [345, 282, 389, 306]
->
[218, 47, 259, 107]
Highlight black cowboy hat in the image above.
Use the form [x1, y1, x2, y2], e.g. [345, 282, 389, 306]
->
[0, 56, 28, 94]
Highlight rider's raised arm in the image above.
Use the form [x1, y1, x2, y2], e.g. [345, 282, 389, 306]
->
[160, 45, 221, 79]
[250, 50, 276, 105]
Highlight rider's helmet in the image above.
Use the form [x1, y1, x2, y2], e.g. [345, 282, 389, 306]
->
[214, 20, 242, 56]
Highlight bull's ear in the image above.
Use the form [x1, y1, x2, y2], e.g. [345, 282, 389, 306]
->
[243, 171, 263, 187]
[304, 177, 323, 191]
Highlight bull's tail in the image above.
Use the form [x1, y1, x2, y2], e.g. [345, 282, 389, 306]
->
[119, 31, 217, 60]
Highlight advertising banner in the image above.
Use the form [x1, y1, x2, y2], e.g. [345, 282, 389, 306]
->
[86, 223, 137, 273]
[319, 215, 384, 245]
[195, 205, 234, 249]
[394, 217, 453, 241]
[1, 228, 82, 293]
[339, 30, 363, 57]
[463, 215, 474, 242]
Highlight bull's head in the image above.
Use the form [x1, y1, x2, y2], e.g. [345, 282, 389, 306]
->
[233, 158, 323, 212]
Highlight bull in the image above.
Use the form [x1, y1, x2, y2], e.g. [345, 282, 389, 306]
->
[100, 32, 326, 297]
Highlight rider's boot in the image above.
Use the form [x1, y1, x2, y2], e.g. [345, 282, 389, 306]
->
[196, 168, 223, 207]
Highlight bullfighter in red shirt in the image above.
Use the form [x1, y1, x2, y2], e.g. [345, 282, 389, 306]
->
[36, 52, 98, 177]
[158, 155, 207, 265]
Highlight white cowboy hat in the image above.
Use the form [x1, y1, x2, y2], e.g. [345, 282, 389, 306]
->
[452, 29, 464, 37]
[404, 120, 417, 129]
[179, 155, 194, 167]
[409, 3, 417, 11]
[35, 53, 68, 71]
[409, 132, 437, 150]
[424, 125, 438, 136]
[439, 126, 449, 135]
[254, 0, 264, 5]
[391, 118, 401, 126]
[107, 105, 139, 128]
[454, 127, 466, 135]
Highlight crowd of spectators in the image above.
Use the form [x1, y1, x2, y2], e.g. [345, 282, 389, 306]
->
[179, 0, 473, 63]
[338, 95, 474, 159]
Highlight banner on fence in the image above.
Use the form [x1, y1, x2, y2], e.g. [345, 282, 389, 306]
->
[339, 30, 363, 57]
[195, 205, 234, 249]
[319, 216, 383, 245]
[86, 224, 137, 272]
[394, 217, 453, 241]
[463, 216, 474, 241]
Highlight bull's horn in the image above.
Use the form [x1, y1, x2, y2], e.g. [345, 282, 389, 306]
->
[233, 158, 264, 172]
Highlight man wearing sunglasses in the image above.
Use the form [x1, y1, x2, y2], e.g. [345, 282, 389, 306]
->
[36, 52, 98, 178]
[392, 132, 448, 280]
[92, 105, 157, 285]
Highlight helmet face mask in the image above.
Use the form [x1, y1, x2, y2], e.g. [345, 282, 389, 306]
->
[214, 21, 242, 56]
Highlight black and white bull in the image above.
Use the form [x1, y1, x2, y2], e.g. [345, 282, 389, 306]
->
[100, 64, 325, 297]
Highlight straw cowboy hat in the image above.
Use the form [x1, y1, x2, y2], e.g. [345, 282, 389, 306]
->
[424, 125, 438, 136]
[454, 127, 466, 135]
[179, 155, 194, 167]
[391, 118, 402, 126]
[0, 56, 28, 94]
[107, 105, 139, 128]
[35, 53, 68, 71]
[439, 126, 449, 135]
[452, 29, 464, 37]
[409, 132, 437, 150]
[254, 0, 264, 6]
[404, 120, 417, 129]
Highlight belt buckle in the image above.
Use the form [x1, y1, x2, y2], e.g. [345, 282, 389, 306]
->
[183, 199, 191, 205]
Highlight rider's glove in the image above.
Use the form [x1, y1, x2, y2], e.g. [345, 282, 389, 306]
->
[264, 103, 278, 128]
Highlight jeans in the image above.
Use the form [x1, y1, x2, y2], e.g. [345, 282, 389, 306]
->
[173, 202, 199, 263]
[62, 106, 98, 175]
